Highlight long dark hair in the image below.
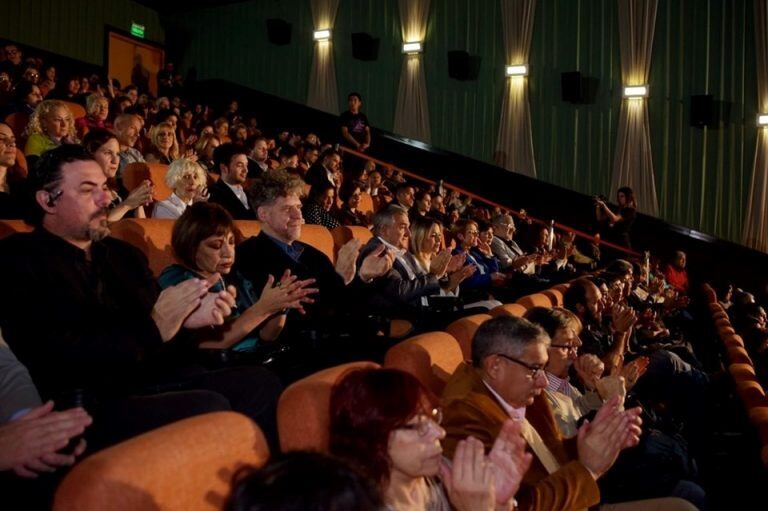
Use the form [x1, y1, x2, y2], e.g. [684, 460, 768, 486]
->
[617, 186, 637, 209]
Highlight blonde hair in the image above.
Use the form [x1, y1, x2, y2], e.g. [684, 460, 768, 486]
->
[409, 217, 443, 271]
[150, 121, 179, 160]
[24, 100, 78, 140]
[85, 94, 108, 116]
[194, 132, 221, 158]
[165, 158, 206, 189]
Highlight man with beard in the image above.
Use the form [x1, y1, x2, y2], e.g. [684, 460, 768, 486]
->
[0, 145, 283, 461]
[209, 143, 256, 220]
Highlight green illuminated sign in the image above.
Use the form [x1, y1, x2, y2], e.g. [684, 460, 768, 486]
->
[130, 22, 145, 38]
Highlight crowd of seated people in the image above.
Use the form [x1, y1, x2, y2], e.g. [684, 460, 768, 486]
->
[0, 40, 742, 510]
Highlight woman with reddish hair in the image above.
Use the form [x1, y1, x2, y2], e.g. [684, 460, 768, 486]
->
[329, 368, 531, 511]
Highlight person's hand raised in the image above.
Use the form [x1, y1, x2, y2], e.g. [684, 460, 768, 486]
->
[446, 252, 466, 274]
[152, 278, 211, 341]
[574, 354, 605, 390]
[183, 274, 237, 329]
[488, 420, 532, 506]
[577, 396, 642, 479]
[358, 244, 395, 283]
[256, 270, 317, 315]
[335, 238, 362, 285]
[611, 303, 637, 333]
[429, 249, 452, 278]
[440, 436, 495, 511]
[123, 180, 153, 209]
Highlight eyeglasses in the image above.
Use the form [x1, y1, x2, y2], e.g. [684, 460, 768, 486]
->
[549, 343, 579, 353]
[0, 136, 16, 147]
[399, 408, 443, 437]
[494, 353, 546, 379]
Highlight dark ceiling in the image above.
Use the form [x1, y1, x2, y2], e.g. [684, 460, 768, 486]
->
[134, 0, 252, 14]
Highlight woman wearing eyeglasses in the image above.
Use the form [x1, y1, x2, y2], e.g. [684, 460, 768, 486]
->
[330, 367, 531, 511]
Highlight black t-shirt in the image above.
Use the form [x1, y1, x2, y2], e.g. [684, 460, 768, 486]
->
[339, 111, 370, 145]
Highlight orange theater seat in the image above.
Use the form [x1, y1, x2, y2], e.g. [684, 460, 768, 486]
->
[278, 361, 380, 453]
[298, 224, 336, 263]
[61, 100, 86, 120]
[0, 219, 32, 239]
[723, 334, 745, 349]
[729, 363, 757, 382]
[330, 225, 374, 258]
[4, 111, 29, 141]
[715, 318, 732, 329]
[358, 192, 374, 215]
[490, 303, 527, 318]
[234, 220, 261, 241]
[445, 314, 491, 361]
[384, 332, 463, 397]
[541, 288, 564, 307]
[110, 218, 175, 277]
[727, 346, 754, 366]
[516, 293, 552, 310]
[53, 412, 269, 511]
[712, 311, 729, 321]
[12, 148, 28, 179]
[735, 380, 767, 411]
[123, 162, 172, 202]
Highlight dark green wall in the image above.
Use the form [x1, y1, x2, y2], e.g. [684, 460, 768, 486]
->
[176, 0, 758, 245]
[0, 0, 164, 65]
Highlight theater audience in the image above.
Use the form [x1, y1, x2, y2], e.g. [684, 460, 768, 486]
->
[393, 182, 415, 210]
[451, 219, 504, 309]
[330, 367, 531, 511]
[410, 189, 431, 219]
[306, 148, 341, 190]
[159, 203, 316, 355]
[194, 132, 220, 172]
[595, 187, 637, 249]
[246, 136, 269, 177]
[209, 143, 256, 220]
[82, 128, 150, 221]
[664, 251, 689, 295]
[23, 99, 77, 158]
[302, 182, 340, 230]
[152, 158, 207, 219]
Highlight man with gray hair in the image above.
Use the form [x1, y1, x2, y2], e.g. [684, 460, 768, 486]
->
[491, 213, 536, 273]
[442, 315, 647, 511]
[357, 204, 468, 321]
[113, 113, 145, 177]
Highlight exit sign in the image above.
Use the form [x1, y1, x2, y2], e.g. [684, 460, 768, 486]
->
[130, 22, 145, 38]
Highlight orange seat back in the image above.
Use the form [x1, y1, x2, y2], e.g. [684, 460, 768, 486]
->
[123, 162, 173, 202]
[384, 332, 463, 397]
[727, 346, 754, 366]
[109, 219, 176, 277]
[54, 412, 269, 511]
[299, 224, 336, 263]
[729, 363, 757, 382]
[330, 225, 373, 257]
[61, 100, 86, 120]
[445, 314, 491, 361]
[516, 293, 552, 310]
[12, 148, 28, 179]
[358, 192, 374, 214]
[4, 112, 29, 140]
[542, 288, 564, 306]
[233, 220, 261, 241]
[278, 361, 380, 453]
[490, 303, 527, 318]
[735, 380, 766, 410]
[0, 219, 32, 239]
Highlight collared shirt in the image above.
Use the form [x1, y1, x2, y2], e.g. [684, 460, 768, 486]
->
[153, 193, 192, 219]
[482, 380, 526, 422]
[545, 371, 573, 397]
[224, 181, 249, 210]
[263, 231, 305, 263]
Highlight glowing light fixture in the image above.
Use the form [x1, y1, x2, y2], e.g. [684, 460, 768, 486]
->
[505, 64, 528, 76]
[623, 85, 648, 98]
[402, 42, 423, 54]
[313, 29, 331, 41]
[758, 114, 768, 126]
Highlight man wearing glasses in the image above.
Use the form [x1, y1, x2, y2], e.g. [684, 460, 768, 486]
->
[0, 45, 23, 81]
[441, 315, 646, 511]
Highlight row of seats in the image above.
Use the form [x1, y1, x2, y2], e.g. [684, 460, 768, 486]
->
[0, 219, 375, 277]
[702, 284, 768, 467]
[49, 255, 571, 510]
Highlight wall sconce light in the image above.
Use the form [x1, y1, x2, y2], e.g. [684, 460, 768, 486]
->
[623, 85, 648, 98]
[505, 64, 528, 76]
[313, 29, 331, 41]
[402, 41, 423, 54]
[758, 114, 768, 126]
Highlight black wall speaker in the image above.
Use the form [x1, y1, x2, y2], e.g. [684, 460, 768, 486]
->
[690, 95, 732, 128]
[351, 32, 379, 61]
[447, 50, 482, 81]
[561, 71, 582, 103]
[266, 18, 292, 46]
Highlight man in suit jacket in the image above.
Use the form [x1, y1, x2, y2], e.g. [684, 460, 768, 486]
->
[491, 213, 536, 273]
[441, 315, 644, 511]
[209, 143, 256, 220]
[235, 169, 393, 338]
[305, 149, 340, 190]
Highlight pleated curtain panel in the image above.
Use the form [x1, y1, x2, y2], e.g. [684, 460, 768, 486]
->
[743, 0, 768, 252]
[611, 0, 660, 216]
[495, 0, 537, 178]
[393, 0, 432, 144]
[307, 0, 340, 114]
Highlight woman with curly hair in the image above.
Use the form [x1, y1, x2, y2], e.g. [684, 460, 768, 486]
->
[23, 99, 78, 157]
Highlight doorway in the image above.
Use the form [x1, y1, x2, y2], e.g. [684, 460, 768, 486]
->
[107, 30, 164, 97]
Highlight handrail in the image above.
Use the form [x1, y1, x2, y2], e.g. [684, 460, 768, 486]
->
[339, 146, 641, 258]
